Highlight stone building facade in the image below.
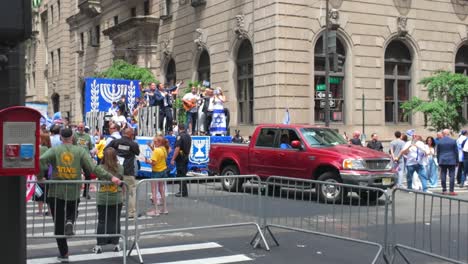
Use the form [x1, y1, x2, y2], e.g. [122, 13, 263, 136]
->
[26, 0, 468, 138]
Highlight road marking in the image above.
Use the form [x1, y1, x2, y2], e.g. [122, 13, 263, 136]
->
[26, 216, 155, 228]
[27, 223, 163, 237]
[27, 201, 97, 208]
[153, 255, 252, 264]
[27, 242, 223, 264]
[27, 232, 194, 250]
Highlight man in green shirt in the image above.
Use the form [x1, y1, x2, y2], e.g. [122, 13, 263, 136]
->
[73, 122, 94, 199]
[40, 128, 122, 263]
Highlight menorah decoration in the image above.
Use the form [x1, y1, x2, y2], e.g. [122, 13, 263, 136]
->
[101, 83, 127, 104]
[189, 136, 210, 164]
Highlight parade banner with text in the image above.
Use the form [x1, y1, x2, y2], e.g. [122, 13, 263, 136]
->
[84, 78, 141, 114]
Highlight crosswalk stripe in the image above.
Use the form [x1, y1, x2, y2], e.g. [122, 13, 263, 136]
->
[27, 232, 194, 250]
[26, 216, 154, 228]
[154, 255, 252, 264]
[27, 242, 223, 264]
[27, 224, 157, 236]
[27, 201, 97, 208]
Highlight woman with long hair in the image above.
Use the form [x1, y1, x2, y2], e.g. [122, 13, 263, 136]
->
[145, 135, 170, 216]
[92, 147, 124, 254]
[426, 136, 438, 188]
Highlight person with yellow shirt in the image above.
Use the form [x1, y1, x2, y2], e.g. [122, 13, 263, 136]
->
[144, 135, 170, 216]
[95, 135, 106, 165]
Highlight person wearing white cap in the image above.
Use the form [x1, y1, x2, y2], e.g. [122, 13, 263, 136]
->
[396, 133, 430, 192]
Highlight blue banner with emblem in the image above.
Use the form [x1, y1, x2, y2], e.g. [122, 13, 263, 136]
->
[189, 136, 210, 164]
[84, 78, 140, 114]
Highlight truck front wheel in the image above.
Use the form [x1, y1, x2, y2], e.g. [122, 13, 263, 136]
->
[317, 171, 347, 203]
[221, 165, 244, 192]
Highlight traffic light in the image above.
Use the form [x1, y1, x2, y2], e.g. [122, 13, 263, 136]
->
[330, 53, 345, 72]
[0, 0, 31, 42]
[191, 0, 206, 7]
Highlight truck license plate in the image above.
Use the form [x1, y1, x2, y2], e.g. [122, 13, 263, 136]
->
[382, 178, 392, 185]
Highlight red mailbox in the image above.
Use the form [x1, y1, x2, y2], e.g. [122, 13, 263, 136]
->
[0, 106, 42, 176]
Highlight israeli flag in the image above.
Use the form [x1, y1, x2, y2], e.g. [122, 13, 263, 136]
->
[202, 80, 210, 87]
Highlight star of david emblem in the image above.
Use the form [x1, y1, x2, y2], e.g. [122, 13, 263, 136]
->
[214, 116, 222, 125]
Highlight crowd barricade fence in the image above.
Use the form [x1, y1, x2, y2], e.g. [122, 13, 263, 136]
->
[252, 176, 390, 264]
[27, 180, 129, 264]
[390, 187, 468, 264]
[128, 175, 270, 264]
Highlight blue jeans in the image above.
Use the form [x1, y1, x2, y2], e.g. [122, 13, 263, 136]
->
[426, 157, 438, 187]
[186, 111, 198, 134]
[406, 164, 428, 192]
[440, 165, 456, 192]
[463, 159, 468, 186]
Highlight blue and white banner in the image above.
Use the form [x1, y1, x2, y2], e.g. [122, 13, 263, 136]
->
[189, 136, 210, 164]
[84, 78, 140, 114]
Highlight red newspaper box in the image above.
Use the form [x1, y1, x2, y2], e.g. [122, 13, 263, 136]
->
[0, 106, 42, 176]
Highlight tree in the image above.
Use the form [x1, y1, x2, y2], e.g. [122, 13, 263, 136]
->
[401, 71, 468, 132]
[94, 59, 158, 87]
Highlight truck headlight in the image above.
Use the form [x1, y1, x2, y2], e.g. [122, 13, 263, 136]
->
[343, 159, 366, 170]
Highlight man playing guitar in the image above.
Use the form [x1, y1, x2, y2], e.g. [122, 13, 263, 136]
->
[182, 85, 201, 135]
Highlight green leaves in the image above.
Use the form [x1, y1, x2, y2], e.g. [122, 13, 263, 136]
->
[402, 71, 468, 132]
[94, 59, 158, 87]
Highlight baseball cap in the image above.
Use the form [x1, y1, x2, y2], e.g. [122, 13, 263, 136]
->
[406, 129, 415, 137]
[60, 128, 73, 138]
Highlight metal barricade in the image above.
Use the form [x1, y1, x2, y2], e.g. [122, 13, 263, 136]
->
[253, 176, 390, 264]
[129, 175, 270, 263]
[27, 180, 129, 264]
[390, 188, 468, 264]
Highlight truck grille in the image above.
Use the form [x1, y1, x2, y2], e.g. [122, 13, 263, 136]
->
[365, 159, 391, 171]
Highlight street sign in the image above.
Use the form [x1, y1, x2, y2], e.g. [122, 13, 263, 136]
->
[319, 99, 336, 109]
[316, 91, 331, 99]
[315, 77, 342, 91]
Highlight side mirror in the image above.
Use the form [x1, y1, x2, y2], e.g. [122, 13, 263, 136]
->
[291, 140, 301, 149]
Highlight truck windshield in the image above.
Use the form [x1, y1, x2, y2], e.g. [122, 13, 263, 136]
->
[300, 128, 348, 146]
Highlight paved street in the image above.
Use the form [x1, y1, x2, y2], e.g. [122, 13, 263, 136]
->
[26, 180, 468, 264]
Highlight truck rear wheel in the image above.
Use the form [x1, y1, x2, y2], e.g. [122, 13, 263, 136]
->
[221, 165, 244, 192]
[317, 171, 347, 203]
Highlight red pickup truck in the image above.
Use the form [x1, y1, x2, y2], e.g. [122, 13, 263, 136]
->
[208, 124, 396, 202]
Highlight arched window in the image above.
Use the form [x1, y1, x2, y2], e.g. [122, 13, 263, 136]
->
[384, 40, 412, 123]
[455, 44, 468, 118]
[51, 92, 60, 113]
[166, 59, 176, 85]
[314, 35, 346, 122]
[456, 45, 468, 75]
[197, 50, 210, 83]
[236, 40, 254, 124]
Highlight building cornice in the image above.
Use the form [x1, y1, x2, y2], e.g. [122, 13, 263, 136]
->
[102, 16, 159, 39]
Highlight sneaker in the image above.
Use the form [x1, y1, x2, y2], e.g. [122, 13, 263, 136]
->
[450, 192, 458, 196]
[57, 255, 69, 263]
[113, 244, 121, 252]
[92, 245, 102, 254]
[64, 221, 74, 236]
[425, 190, 433, 194]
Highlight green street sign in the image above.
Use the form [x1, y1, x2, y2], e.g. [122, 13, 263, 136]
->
[32, 0, 42, 8]
[315, 77, 342, 91]
[316, 84, 326, 91]
[329, 77, 342, 84]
